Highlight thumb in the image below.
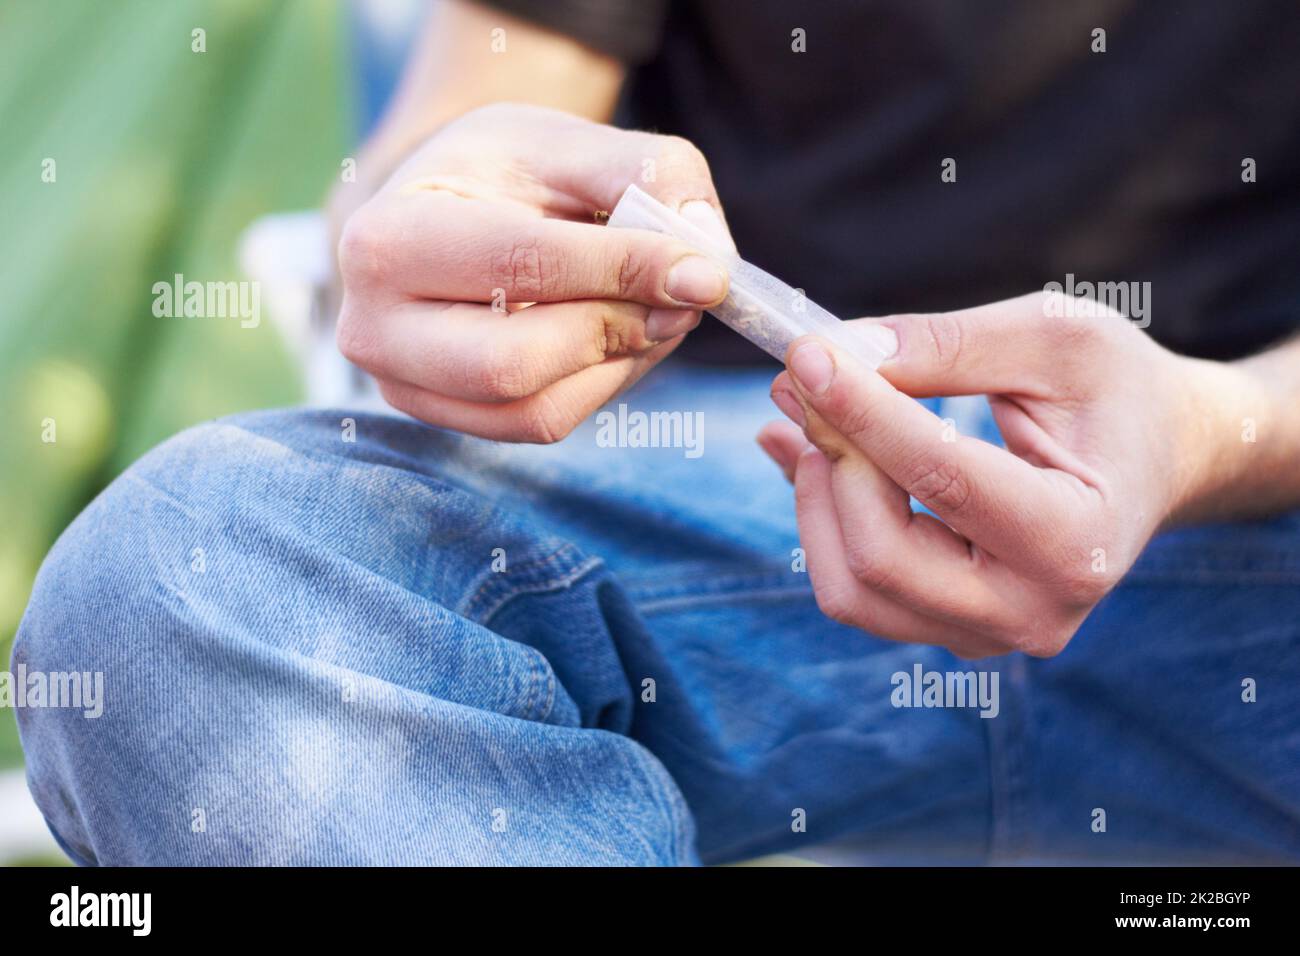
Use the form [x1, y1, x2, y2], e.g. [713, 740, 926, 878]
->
[846, 291, 1068, 398]
[775, 334, 1057, 556]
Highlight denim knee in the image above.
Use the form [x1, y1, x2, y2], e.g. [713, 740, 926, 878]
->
[12, 411, 685, 864]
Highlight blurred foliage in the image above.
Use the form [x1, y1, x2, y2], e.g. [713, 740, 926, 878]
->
[0, 0, 353, 766]
[8, 853, 74, 868]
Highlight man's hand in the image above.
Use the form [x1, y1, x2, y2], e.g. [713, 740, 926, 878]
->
[759, 291, 1271, 658]
[336, 103, 733, 442]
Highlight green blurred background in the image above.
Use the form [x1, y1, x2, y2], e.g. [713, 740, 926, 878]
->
[0, 0, 354, 858]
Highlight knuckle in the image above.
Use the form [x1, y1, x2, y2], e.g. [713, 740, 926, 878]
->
[472, 352, 532, 401]
[335, 300, 378, 368]
[1041, 314, 1113, 382]
[1031, 301, 1120, 393]
[376, 379, 418, 421]
[337, 209, 391, 287]
[1046, 311, 1100, 348]
[843, 539, 897, 594]
[491, 238, 553, 301]
[614, 245, 648, 300]
[904, 456, 972, 516]
[659, 135, 709, 173]
[595, 306, 631, 356]
[813, 581, 859, 627]
[818, 387, 878, 450]
[518, 394, 574, 445]
[921, 312, 965, 372]
[1014, 623, 1076, 659]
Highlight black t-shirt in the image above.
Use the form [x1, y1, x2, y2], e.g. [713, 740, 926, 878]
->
[484, 0, 1300, 363]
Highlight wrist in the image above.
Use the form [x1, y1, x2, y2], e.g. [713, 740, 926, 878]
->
[1164, 349, 1293, 526]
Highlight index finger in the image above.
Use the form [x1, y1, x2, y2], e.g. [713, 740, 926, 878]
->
[782, 335, 1090, 563]
[344, 191, 730, 309]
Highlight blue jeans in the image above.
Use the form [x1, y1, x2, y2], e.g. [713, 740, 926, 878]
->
[13, 363, 1300, 865]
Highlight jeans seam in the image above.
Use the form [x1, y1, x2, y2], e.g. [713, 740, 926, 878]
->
[464, 545, 604, 723]
[622, 567, 807, 606]
[515, 648, 555, 725]
[635, 584, 814, 615]
[459, 544, 603, 622]
[531, 652, 558, 724]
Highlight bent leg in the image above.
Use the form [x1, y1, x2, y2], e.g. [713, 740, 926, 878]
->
[14, 410, 696, 865]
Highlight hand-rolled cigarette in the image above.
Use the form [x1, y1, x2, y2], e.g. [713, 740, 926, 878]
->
[606, 184, 894, 369]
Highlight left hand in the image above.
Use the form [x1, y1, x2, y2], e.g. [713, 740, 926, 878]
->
[758, 290, 1242, 658]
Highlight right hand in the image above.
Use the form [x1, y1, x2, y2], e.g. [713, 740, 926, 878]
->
[335, 103, 733, 443]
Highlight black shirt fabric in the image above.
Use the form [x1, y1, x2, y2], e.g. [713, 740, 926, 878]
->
[483, 0, 1300, 363]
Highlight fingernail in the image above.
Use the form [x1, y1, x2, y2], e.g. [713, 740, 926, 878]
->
[789, 342, 834, 396]
[678, 200, 736, 253]
[666, 255, 727, 306]
[857, 324, 898, 364]
[771, 388, 806, 428]
[645, 307, 699, 342]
